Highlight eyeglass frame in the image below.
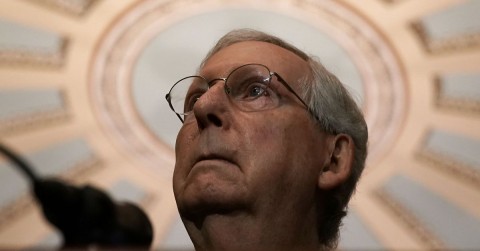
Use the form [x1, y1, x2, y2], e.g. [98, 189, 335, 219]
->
[165, 63, 314, 123]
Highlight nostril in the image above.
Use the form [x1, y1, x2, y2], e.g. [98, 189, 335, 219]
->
[207, 114, 222, 127]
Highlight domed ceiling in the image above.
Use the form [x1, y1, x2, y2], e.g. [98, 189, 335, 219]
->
[0, 0, 479, 250]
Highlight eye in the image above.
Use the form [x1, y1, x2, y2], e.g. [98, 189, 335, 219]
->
[246, 84, 268, 98]
[184, 92, 202, 112]
[233, 75, 272, 101]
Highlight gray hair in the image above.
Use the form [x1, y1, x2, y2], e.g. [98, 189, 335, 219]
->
[202, 29, 368, 250]
[303, 59, 368, 249]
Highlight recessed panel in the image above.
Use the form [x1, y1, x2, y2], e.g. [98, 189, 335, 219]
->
[439, 73, 480, 100]
[436, 73, 480, 112]
[0, 19, 62, 53]
[0, 18, 65, 66]
[420, 1, 480, 40]
[339, 210, 383, 250]
[383, 175, 480, 250]
[0, 89, 64, 120]
[425, 129, 480, 171]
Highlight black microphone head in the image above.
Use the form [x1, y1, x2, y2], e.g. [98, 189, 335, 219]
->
[33, 178, 153, 248]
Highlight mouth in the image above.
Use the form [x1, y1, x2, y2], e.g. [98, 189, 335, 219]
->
[192, 153, 237, 170]
[196, 153, 233, 164]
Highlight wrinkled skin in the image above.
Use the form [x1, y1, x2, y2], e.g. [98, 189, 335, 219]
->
[173, 41, 348, 251]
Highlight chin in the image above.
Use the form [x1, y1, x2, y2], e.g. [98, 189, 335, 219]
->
[178, 183, 247, 217]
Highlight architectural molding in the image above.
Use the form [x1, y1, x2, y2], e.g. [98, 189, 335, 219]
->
[375, 188, 444, 250]
[434, 77, 480, 114]
[0, 109, 69, 136]
[416, 149, 480, 188]
[381, 0, 405, 4]
[0, 90, 70, 136]
[412, 22, 480, 54]
[28, 0, 98, 17]
[0, 39, 68, 68]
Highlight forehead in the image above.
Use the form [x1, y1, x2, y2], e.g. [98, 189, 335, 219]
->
[200, 41, 309, 84]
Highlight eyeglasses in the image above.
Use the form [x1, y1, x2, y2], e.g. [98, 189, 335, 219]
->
[165, 63, 310, 123]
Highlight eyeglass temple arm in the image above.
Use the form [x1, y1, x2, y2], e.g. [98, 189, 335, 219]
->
[273, 73, 309, 109]
[165, 93, 185, 123]
[273, 73, 320, 121]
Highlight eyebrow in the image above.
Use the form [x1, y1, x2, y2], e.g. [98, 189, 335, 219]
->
[198, 64, 244, 80]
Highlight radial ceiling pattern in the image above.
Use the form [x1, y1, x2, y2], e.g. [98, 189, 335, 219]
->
[0, 0, 479, 250]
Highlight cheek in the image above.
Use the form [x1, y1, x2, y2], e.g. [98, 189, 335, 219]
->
[175, 123, 195, 150]
[241, 120, 295, 173]
[242, 115, 321, 175]
[241, 121, 320, 206]
[243, 117, 308, 152]
[240, 119, 286, 158]
[173, 126, 196, 184]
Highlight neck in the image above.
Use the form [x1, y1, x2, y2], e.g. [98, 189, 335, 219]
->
[182, 209, 320, 251]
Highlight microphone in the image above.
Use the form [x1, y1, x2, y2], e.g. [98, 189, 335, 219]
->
[0, 142, 153, 249]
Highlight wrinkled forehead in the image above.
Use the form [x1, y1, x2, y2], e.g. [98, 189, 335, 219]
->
[199, 41, 309, 88]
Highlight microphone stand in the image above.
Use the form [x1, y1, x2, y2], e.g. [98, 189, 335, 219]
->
[0, 142, 153, 249]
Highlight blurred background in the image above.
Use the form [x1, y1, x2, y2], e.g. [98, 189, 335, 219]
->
[0, 0, 479, 250]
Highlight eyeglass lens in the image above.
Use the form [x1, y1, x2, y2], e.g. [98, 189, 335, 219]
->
[169, 64, 281, 116]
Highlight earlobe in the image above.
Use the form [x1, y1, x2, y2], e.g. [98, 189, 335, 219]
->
[318, 134, 354, 190]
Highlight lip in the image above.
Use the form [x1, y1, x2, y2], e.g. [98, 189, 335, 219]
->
[197, 153, 231, 162]
[191, 153, 237, 170]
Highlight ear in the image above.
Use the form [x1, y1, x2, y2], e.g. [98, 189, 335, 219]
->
[318, 133, 355, 190]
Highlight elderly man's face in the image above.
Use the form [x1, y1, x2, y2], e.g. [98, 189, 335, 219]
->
[173, 41, 332, 219]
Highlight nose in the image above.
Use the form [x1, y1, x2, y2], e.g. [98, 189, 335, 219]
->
[191, 82, 230, 130]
